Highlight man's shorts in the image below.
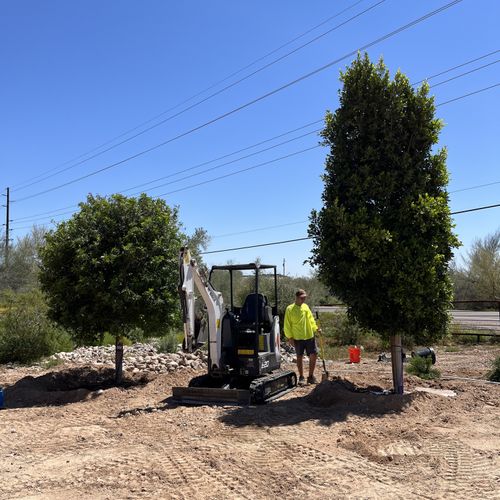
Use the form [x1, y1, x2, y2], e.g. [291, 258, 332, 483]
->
[294, 338, 318, 356]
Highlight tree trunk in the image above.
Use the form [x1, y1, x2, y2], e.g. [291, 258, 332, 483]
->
[115, 337, 124, 385]
[390, 334, 404, 394]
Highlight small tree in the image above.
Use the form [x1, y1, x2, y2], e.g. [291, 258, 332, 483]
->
[465, 230, 500, 300]
[0, 226, 47, 292]
[309, 54, 459, 393]
[39, 193, 185, 382]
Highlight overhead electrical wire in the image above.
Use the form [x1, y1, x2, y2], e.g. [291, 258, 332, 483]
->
[10, 200, 500, 235]
[10, 0, 382, 193]
[212, 220, 308, 239]
[12, 47, 498, 224]
[126, 128, 322, 196]
[10, 119, 322, 223]
[9, 79, 500, 230]
[429, 58, 499, 88]
[12, 0, 463, 204]
[200, 203, 500, 255]
[411, 48, 499, 86]
[450, 179, 500, 194]
[153, 145, 321, 198]
[435, 82, 500, 107]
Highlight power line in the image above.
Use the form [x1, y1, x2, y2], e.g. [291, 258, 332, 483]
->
[153, 145, 321, 198]
[11, 119, 322, 222]
[430, 58, 500, 88]
[10, 78, 500, 230]
[201, 237, 312, 255]
[450, 179, 500, 194]
[12, 47, 499, 222]
[127, 128, 322, 196]
[212, 220, 308, 239]
[122, 83, 500, 199]
[200, 202, 500, 255]
[435, 82, 500, 107]
[12, 0, 462, 204]
[9, 145, 321, 230]
[121, 120, 323, 194]
[411, 48, 499, 86]
[12, 204, 79, 223]
[451, 202, 500, 215]
[11, 0, 381, 193]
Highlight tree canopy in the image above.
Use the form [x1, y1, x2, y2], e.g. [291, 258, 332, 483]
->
[39, 194, 185, 344]
[0, 226, 46, 292]
[451, 229, 500, 302]
[309, 54, 460, 345]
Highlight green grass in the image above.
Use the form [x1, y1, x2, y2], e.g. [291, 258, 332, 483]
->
[406, 355, 441, 380]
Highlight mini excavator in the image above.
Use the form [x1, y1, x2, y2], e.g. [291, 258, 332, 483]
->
[172, 248, 297, 404]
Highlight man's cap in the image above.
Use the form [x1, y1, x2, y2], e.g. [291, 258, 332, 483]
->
[295, 288, 307, 298]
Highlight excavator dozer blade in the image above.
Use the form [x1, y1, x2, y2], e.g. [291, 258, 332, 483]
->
[172, 386, 251, 405]
[172, 370, 297, 405]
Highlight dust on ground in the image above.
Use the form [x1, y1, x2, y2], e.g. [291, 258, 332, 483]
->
[0, 345, 499, 499]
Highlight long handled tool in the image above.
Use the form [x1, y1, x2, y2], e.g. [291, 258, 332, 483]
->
[315, 311, 329, 381]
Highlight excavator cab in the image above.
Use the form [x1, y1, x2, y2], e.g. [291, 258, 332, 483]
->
[210, 263, 281, 378]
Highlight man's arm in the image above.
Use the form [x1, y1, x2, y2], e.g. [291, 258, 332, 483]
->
[306, 305, 320, 333]
[283, 306, 295, 345]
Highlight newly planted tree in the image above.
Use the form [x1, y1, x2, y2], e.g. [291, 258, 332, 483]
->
[309, 54, 459, 393]
[39, 194, 185, 382]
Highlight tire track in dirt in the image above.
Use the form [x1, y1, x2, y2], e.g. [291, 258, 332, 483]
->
[427, 440, 500, 499]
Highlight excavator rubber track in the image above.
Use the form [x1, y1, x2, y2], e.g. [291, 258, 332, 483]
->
[172, 370, 297, 405]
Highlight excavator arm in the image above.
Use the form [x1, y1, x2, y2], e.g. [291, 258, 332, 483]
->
[178, 247, 225, 374]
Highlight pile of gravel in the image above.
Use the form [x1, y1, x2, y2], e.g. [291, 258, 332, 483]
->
[50, 343, 207, 374]
[48, 342, 295, 374]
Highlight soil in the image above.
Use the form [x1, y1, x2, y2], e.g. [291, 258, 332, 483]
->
[0, 345, 499, 499]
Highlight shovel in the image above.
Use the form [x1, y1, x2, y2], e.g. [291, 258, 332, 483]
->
[315, 311, 329, 381]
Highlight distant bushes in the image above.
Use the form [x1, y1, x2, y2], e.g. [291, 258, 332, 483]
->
[156, 329, 182, 354]
[487, 356, 500, 382]
[317, 312, 387, 351]
[0, 290, 73, 364]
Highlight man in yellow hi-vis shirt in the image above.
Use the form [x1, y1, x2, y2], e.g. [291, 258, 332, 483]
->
[284, 289, 320, 385]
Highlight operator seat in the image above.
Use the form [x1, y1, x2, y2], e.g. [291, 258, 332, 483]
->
[239, 293, 273, 331]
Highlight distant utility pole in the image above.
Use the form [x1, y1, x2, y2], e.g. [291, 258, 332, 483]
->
[282, 258, 286, 276]
[2, 187, 10, 265]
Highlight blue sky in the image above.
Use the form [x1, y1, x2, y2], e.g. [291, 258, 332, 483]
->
[1, 0, 499, 276]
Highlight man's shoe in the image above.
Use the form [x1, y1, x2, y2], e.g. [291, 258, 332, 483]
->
[298, 376, 306, 386]
[307, 375, 318, 385]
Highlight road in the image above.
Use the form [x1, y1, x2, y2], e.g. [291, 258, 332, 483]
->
[314, 306, 500, 333]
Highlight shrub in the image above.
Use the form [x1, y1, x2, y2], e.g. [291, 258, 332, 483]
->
[318, 312, 386, 351]
[487, 356, 500, 382]
[0, 290, 73, 364]
[406, 355, 441, 380]
[157, 330, 181, 354]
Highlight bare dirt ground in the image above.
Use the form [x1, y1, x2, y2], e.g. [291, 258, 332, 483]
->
[1, 345, 499, 500]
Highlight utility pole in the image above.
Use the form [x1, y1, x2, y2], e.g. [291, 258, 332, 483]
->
[2, 187, 9, 266]
[282, 258, 286, 277]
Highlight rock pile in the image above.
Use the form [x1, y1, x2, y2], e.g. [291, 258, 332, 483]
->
[49, 342, 295, 374]
[50, 343, 207, 374]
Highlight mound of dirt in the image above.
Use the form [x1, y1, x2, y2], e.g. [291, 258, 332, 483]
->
[307, 377, 425, 414]
[4, 366, 155, 408]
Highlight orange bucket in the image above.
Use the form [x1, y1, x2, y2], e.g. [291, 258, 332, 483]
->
[348, 346, 361, 363]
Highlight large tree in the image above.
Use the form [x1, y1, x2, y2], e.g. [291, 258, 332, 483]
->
[39, 193, 185, 382]
[309, 54, 459, 393]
